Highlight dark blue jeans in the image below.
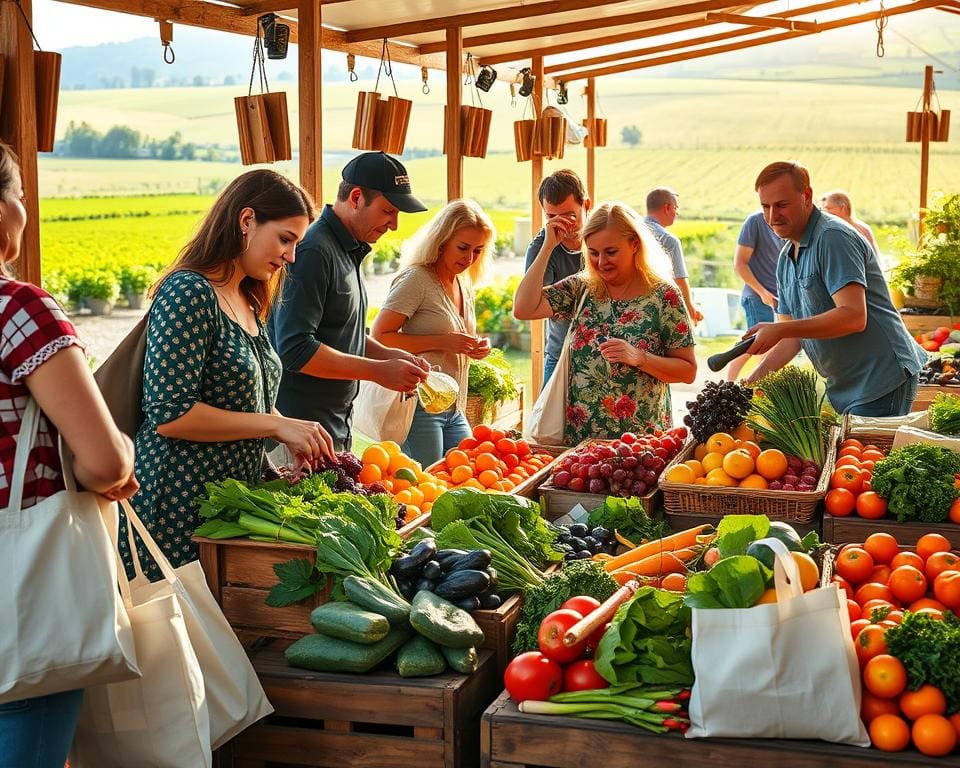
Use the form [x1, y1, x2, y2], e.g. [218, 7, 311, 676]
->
[0, 689, 83, 768]
[402, 403, 472, 467]
[848, 372, 920, 417]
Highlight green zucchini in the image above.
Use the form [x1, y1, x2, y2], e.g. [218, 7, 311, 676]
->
[309, 601, 390, 644]
[409, 590, 485, 649]
[441, 645, 480, 674]
[284, 625, 412, 674]
[396, 635, 447, 677]
[342, 575, 411, 625]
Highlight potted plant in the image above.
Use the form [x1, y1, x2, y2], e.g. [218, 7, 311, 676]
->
[372, 245, 392, 275]
[120, 265, 158, 309]
[70, 269, 120, 315]
[895, 193, 960, 316]
[493, 232, 515, 260]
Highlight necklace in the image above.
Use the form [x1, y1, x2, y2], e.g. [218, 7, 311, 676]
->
[220, 290, 255, 335]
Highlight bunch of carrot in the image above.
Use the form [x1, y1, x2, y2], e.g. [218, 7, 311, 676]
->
[595, 524, 715, 586]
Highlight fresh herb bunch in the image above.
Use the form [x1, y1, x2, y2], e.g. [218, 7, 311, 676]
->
[587, 496, 669, 545]
[871, 443, 960, 522]
[467, 349, 519, 412]
[746, 366, 831, 464]
[512, 560, 618, 653]
[885, 611, 960, 712]
[929, 392, 960, 436]
[683, 380, 753, 443]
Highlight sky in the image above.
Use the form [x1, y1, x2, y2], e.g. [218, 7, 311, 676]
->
[33, 0, 155, 49]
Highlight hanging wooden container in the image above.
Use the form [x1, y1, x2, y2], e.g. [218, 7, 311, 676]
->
[34, 51, 62, 153]
[353, 91, 380, 150]
[442, 105, 492, 159]
[924, 111, 939, 142]
[262, 92, 291, 161]
[906, 111, 922, 142]
[534, 110, 566, 160]
[582, 117, 608, 148]
[384, 96, 412, 155]
[353, 92, 412, 154]
[513, 119, 535, 162]
[234, 92, 291, 165]
[937, 109, 950, 142]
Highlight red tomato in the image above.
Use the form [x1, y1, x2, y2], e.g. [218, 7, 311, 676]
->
[934, 570, 960, 610]
[504, 652, 564, 703]
[836, 546, 875, 584]
[537, 609, 587, 664]
[826, 488, 856, 517]
[562, 659, 610, 692]
[831, 467, 863, 494]
[856, 491, 888, 520]
[832, 575, 854, 600]
[561, 596, 602, 616]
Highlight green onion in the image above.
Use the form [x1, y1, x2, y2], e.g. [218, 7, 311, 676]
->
[745, 366, 831, 464]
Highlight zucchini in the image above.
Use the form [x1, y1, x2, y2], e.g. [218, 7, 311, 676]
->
[342, 575, 411, 625]
[435, 569, 491, 600]
[285, 626, 412, 673]
[436, 549, 469, 572]
[309, 601, 390, 644]
[441, 645, 479, 674]
[447, 550, 492, 573]
[409, 590, 485, 649]
[391, 539, 438, 577]
[396, 635, 447, 677]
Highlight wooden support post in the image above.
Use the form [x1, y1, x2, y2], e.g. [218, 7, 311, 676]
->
[445, 27, 463, 201]
[585, 78, 597, 202]
[530, 55, 545, 398]
[298, 0, 322, 205]
[0, 0, 41, 286]
[919, 64, 933, 235]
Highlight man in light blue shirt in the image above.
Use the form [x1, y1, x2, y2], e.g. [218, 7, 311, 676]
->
[746, 161, 926, 416]
[644, 187, 702, 325]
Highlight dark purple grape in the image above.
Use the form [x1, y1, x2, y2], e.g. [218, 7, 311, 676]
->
[632, 481, 648, 496]
[587, 464, 602, 480]
[365, 481, 387, 495]
[611, 468, 628, 484]
[588, 478, 607, 494]
[622, 456, 639, 470]
[553, 470, 571, 488]
[644, 470, 657, 485]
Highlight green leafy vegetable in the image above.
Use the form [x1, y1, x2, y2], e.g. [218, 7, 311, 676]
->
[871, 443, 960, 523]
[684, 556, 771, 609]
[434, 519, 545, 594]
[467, 349, 519, 412]
[512, 560, 618, 653]
[520, 685, 689, 733]
[587, 496, 669, 544]
[266, 558, 325, 607]
[593, 587, 694, 687]
[929, 392, 960, 436]
[885, 611, 960, 713]
[714, 514, 770, 558]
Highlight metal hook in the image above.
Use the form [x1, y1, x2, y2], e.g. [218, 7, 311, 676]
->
[421, 66, 430, 95]
[510, 82, 517, 108]
[347, 53, 358, 82]
[163, 44, 175, 64]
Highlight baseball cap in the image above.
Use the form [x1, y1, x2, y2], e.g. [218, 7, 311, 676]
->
[341, 152, 427, 213]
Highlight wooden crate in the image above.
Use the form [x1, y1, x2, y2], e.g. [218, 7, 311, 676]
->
[823, 515, 960, 549]
[912, 383, 959, 412]
[481, 690, 959, 768]
[465, 386, 524, 432]
[901, 313, 955, 336]
[425, 443, 564, 501]
[221, 649, 501, 768]
[195, 515, 426, 645]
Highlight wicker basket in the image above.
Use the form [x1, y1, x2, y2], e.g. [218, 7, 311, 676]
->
[464, 385, 524, 431]
[658, 427, 840, 524]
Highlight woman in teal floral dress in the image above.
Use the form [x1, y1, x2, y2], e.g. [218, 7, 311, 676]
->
[125, 170, 335, 573]
[515, 202, 697, 445]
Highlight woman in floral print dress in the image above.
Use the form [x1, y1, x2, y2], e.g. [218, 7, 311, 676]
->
[515, 202, 697, 445]
[125, 170, 336, 574]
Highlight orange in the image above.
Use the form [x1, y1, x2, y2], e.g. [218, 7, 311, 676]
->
[380, 440, 403, 457]
[472, 424, 492, 442]
[463, 478, 485, 490]
[732, 421, 758, 442]
[790, 551, 819, 591]
[755, 588, 778, 605]
[855, 624, 889, 665]
[863, 655, 908, 698]
[379, 478, 394, 493]
[446, 449, 470, 469]
[693, 443, 709, 461]
[421, 501, 433, 513]
[705, 432, 736, 455]
[406, 487, 425, 506]
[950, 497, 960, 525]
[361, 444, 391, 473]
[909, 596, 948, 613]
[475, 452, 499, 472]
[917, 533, 951, 561]
[722, 449, 755, 480]
[683, 459, 706, 478]
[855, 581, 895, 606]
[478, 469, 500, 488]
[475, 440, 497, 455]
[934, 571, 960, 610]
[388, 452, 415, 475]
[418, 482, 440, 502]
[869, 714, 911, 752]
[863, 532, 900, 565]
[357, 463, 382, 484]
[701, 451, 725, 473]
[705, 468, 737, 487]
[925, 551, 960, 583]
[950, 712, 960, 741]
[496, 437, 518, 455]
[738, 440, 762, 461]
[394, 489, 413, 505]
[900, 685, 947, 721]
[891, 551, 925, 571]
[738, 473, 769, 490]
[861, 691, 902, 724]
[392, 478, 411, 492]
[664, 463, 696, 484]
[450, 464, 474, 484]
[755, 449, 788, 480]
[912, 714, 958, 757]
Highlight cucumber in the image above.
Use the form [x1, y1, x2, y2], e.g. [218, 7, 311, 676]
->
[285, 625, 412, 673]
[435, 569, 490, 600]
[441, 645, 479, 674]
[396, 635, 447, 677]
[309, 601, 390, 644]
[447, 550, 492, 573]
[409, 590, 485, 649]
[342, 575, 411, 625]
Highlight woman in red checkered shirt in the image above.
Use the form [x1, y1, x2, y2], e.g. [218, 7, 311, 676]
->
[0, 143, 138, 766]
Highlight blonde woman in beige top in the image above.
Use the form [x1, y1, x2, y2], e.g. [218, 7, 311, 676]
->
[371, 199, 495, 465]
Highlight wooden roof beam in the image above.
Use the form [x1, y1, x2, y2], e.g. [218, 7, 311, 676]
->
[938, 3, 960, 13]
[345, 0, 622, 44]
[419, 0, 766, 54]
[241, 0, 350, 15]
[704, 11, 818, 30]
[543, 0, 860, 74]
[558, 0, 940, 80]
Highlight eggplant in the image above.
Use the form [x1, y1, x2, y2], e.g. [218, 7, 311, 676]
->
[436, 549, 470, 572]
[396, 576, 418, 601]
[571, 537, 588, 552]
[391, 538, 438, 577]
[447, 549, 493, 573]
[478, 592, 502, 610]
[421, 560, 443, 581]
[434, 569, 491, 600]
[453, 596, 481, 613]
[569, 523, 589, 538]
[415, 577, 437, 593]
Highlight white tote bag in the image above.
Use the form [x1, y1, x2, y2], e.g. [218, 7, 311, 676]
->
[71, 503, 212, 768]
[524, 291, 589, 446]
[0, 398, 139, 704]
[117, 500, 273, 749]
[687, 538, 869, 746]
[353, 380, 417, 443]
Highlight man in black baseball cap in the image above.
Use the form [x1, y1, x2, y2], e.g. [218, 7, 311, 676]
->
[268, 152, 430, 453]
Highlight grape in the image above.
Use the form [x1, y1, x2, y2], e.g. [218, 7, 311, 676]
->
[685, 380, 754, 443]
[588, 478, 607, 494]
[587, 464, 602, 479]
[599, 463, 614, 478]
[554, 470, 571, 488]
[366, 481, 387, 495]
[611, 468, 627, 483]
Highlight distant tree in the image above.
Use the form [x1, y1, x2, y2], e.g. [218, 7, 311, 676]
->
[192, 75, 205, 87]
[141, 68, 156, 88]
[130, 67, 141, 88]
[621, 125, 642, 147]
[223, 75, 236, 86]
[179, 142, 196, 161]
[64, 121, 101, 157]
[160, 131, 182, 160]
[98, 125, 141, 158]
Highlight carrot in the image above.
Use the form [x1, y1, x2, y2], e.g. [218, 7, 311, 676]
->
[611, 571, 636, 586]
[603, 524, 715, 572]
[611, 550, 692, 578]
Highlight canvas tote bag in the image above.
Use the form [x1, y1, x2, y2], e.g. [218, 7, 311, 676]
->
[353, 381, 417, 444]
[0, 398, 139, 704]
[71, 502, 212, 768]
[524, 290, 589, 446]
[687, 538, 869, 746]
[93, 313, 147, 438]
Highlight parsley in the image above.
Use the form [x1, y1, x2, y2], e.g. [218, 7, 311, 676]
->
[886, 611, 960, 713]
[871, 444, 960, 523]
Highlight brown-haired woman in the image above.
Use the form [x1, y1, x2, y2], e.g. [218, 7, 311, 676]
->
[126, 169, 334, 574]
[514, 201, 696, 446]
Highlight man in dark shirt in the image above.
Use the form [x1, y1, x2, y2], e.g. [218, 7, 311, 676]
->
[522, 169, 590, 389]
[269, 152, 430, 451]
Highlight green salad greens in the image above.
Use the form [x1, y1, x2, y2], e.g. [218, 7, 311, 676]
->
[929, 392, 960, 436]
[587, 496, 669, 544]
[871, 443, 960, 523]
[467, 349, 519, 411]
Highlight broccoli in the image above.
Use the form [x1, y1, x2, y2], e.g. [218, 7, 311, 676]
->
[871, 443, 960, 523]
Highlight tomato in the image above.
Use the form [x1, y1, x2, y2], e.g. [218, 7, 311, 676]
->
[870, 713, 911, 752]
[830, 467, 863, 493]
[917, 533, 951, 561]
[856, 624, 889, 665]
[925, 551, 960, 583]
[912, 714, 958, 757]
[562, 659, 610, 692]
[933, 570, 960, 610]
[537, 609, 587, 664]
[838, 446, 863, 460]
[862, 598, 897, 620]
[949, 497, 960, 525]
[891, 551, 925, 571]
[585, 621, 610, 653]
[861, 691, 901, 724]
[835, 546, 874, 584]
[863, 532, 900, 565]
[900, 684, 947, 720]
[863, 654, 908, 698]
[832, 575, 854, 600]
[620, 432, 637, 444]
[870, 565, 892, 584]
[847, 599, 862, 621]
[861, 449, 886, 463]
[835, 456, 861, 469]
[825, 488, 856, 517]
[856, 491, 888, 519]
[888, 565, 928, 604]
[561, 596, 602, 616]
[850, 617, 871, 641]
[841, 438, 864, 450]
[855, 582, 894, 606]
[504, 652, 563, 702]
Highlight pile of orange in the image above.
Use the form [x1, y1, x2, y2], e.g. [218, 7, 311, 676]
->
[432, 424, 554, 493]
[359, 440, 447, 524]
[833, 532, 960, 756]
[664, 426, 786, 490]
